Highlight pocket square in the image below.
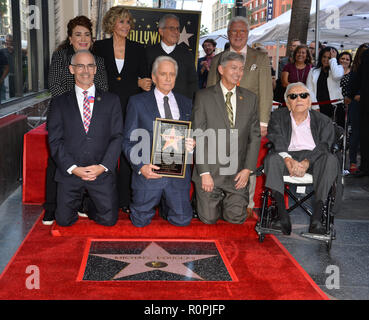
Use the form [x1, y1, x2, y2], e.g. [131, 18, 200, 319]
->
[250, 64, 257, 71]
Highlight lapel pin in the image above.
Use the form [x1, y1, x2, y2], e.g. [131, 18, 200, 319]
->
[239, 96, 243, 100]
[250, 64, 257, 71]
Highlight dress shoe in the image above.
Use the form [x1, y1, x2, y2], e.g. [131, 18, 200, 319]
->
[271, 216, 291, 235]
[278, 213, 291, 235]
[309, 220, 326, 235]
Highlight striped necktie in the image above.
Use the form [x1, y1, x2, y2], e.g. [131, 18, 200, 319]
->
[82, 90, 92, 133]
[225, 91, 234, 128]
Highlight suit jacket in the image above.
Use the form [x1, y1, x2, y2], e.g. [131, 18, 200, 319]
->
[266, 107, 335, 164]
[47, 89, 123, 183]
[192, 83, 261, 186]
[206, 46, 273, 125]
[123, 89, 192, 190]
[92, 38, 149, 118]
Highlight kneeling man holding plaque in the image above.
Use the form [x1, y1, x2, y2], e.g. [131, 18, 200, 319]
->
[123, 56, 194, 227]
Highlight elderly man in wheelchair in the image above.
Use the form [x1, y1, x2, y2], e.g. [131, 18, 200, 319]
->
[262, 82, 341, 238]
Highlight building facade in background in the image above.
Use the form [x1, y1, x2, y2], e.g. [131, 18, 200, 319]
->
[244, 0, 292, 29]
[212, 1, 231, 32]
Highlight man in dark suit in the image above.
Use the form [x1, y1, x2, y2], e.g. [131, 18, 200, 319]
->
[264, 82, 339, 235]
[123, 56, 194, 227]
[192, 51, 261, 224]
[47, 50, 123, 227]
[146, 14, 198, 100]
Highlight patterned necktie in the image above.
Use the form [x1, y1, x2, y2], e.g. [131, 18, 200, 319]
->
[82, 90, 92, 133]
[163, 96, 173, 119]
[225, 91, 234, 128]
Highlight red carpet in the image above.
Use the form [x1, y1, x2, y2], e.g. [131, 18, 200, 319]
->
[0, 213, 328, 300]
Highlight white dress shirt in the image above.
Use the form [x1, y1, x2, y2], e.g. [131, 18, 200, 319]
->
[230, 44, 247, 58]
[161, 42, 176, 54]
[154, 87, 180, 120]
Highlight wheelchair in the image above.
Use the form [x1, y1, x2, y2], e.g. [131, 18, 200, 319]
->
[255, 124, 344, 251]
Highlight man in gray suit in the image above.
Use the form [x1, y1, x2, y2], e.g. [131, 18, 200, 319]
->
[192, 52, 261, 224]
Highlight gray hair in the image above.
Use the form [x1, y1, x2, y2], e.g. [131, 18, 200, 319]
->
[70, 49, 95, 65]
[284, 82, 311, 103]
[227, 16, 249, 33]
[219, 51, 245, 67]
[158, 14, 180, 29]
[152, 56, 178, 76]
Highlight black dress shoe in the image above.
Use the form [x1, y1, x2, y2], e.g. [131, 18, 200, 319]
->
[271, 217, 291, 235]
[309, 221, 326, 235]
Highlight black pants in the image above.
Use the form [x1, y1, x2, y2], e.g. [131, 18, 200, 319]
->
[43, 156, 92, 215]
[264, 151, 339, 203]
[56, 174, 118, 227]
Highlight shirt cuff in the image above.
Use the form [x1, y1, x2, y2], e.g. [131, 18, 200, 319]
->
[200, 172, 210, 176]
[279, 152, 292, 159]
[67, 165, 77, 175]
[260, 122, 268, 127]
[99, 164, 108, 172]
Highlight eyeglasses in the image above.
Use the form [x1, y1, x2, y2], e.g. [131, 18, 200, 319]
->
[229, 30, 247, 36]
[71, 64, 96, 71]
[164, 26, 180, 32]
[287, 92, 310, 100]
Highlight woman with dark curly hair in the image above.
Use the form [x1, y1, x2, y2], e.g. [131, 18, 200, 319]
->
[43, 15, 109, 225]
[48, 15, 108, 97]
[92, 6, 152, 213]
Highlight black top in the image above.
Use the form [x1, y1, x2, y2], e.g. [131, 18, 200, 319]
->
[340, 72, 352, 98]
[92, 38, 149, 118]
[317, 68, 330, 103]
[146, 43, 198, 100]
[48, 45, 109, 98]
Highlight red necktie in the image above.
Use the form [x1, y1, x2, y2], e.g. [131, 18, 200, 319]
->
[82, 90, 91, 133]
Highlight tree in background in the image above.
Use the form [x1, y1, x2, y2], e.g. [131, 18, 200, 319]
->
[286, 0, 312, 56]
[0, 0, 8, 36]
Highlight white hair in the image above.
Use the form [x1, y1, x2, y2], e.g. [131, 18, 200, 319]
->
[227, 16, 249, 33]
[152, 56, 178, 76]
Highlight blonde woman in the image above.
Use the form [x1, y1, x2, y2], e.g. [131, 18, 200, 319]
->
[93, 6, 152, 213]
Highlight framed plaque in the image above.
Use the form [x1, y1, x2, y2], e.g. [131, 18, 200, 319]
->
[151, 118, 192, 178]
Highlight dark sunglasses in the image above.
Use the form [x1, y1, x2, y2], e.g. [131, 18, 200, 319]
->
[287, 92, 310, 100]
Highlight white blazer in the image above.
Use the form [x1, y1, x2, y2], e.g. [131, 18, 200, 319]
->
[306, 58, 344, 110]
